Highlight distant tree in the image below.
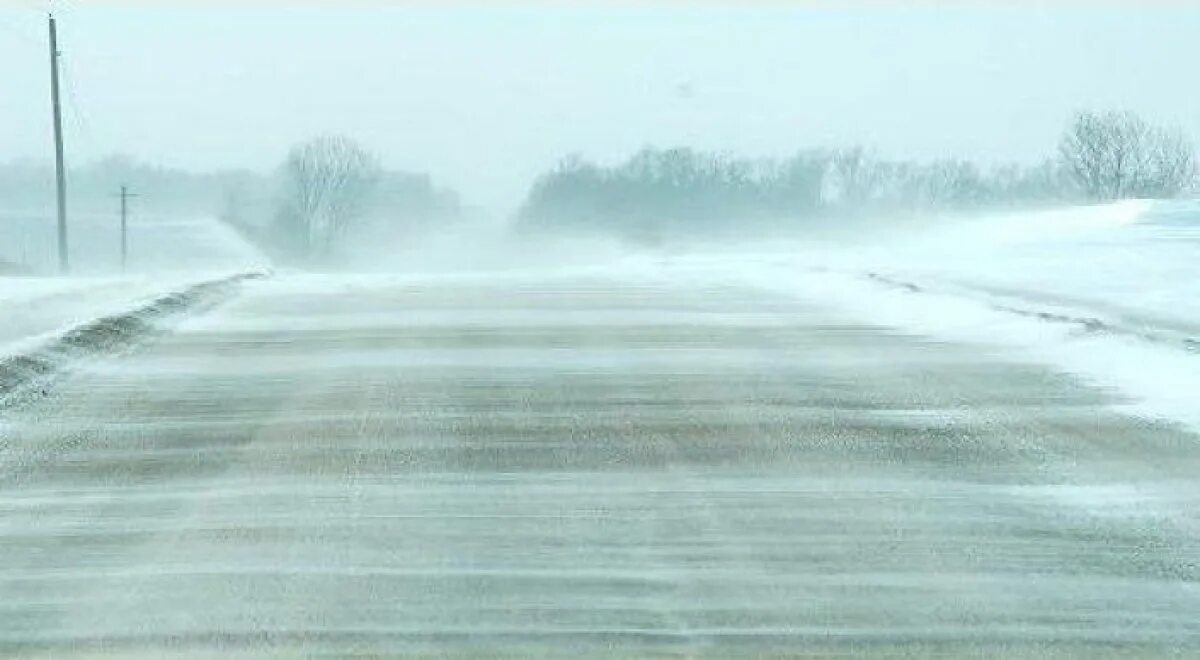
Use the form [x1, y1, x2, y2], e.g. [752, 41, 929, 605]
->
[275, 135, 380, 259]
[1059, 110, 1195, 201]
[920, 159, 988, 208]
[990, 159, 1076, 205]
[767, 150, 829, 213]
[827, 146, 878, 207]
[519, 155, 607, 230]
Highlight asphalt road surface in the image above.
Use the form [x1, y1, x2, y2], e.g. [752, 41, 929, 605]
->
[2, 271, 1199, 657]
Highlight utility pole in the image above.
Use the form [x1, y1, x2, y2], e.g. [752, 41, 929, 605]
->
[48, 13, 69, 274]
[118, 186, 137, 273]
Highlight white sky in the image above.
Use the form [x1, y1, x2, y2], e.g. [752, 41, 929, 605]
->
[2, 3, 1199, 212]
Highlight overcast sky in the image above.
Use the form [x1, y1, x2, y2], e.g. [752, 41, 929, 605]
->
[2, 3, 1199, 212]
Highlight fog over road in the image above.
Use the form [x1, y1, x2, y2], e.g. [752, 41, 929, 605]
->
[2, 269, 1199, 656]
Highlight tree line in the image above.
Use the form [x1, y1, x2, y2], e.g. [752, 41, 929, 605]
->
[518, 110, 1196, 240]
[0, 139, 463, 267]
[4, 110, 1194, 266]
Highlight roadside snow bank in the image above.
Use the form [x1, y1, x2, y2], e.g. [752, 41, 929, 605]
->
[789, 267, 1199, 431]
[644, 200, 1200, 433]
[0, 272, 265, 406]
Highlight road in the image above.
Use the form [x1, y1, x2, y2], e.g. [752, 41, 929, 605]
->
[1, 270, 1199, 657]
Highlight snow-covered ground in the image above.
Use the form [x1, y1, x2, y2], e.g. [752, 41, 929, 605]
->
[4, 248, 1198, 656]
[1, 201, 1198, 655]
[0, 213, 267, 357]
[644, 199, 1200, 432]
[0, 211, 266, 276]
[2, 201, 1196, 434]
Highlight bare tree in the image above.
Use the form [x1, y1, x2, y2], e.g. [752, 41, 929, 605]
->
[1059, 111, 1195, 201]
[278, 135, 380, 259]
[827, 146, 879, 207]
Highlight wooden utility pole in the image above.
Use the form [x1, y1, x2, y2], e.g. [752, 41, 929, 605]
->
[48, 14, 69, 273]
[118, 186, 137, 272]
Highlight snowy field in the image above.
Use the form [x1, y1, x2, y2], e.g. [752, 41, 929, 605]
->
[0, 213, 267, 356]
[0, 211, 266, 276]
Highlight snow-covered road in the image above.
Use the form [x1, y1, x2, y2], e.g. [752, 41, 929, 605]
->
[1, 265, 1198, 656]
